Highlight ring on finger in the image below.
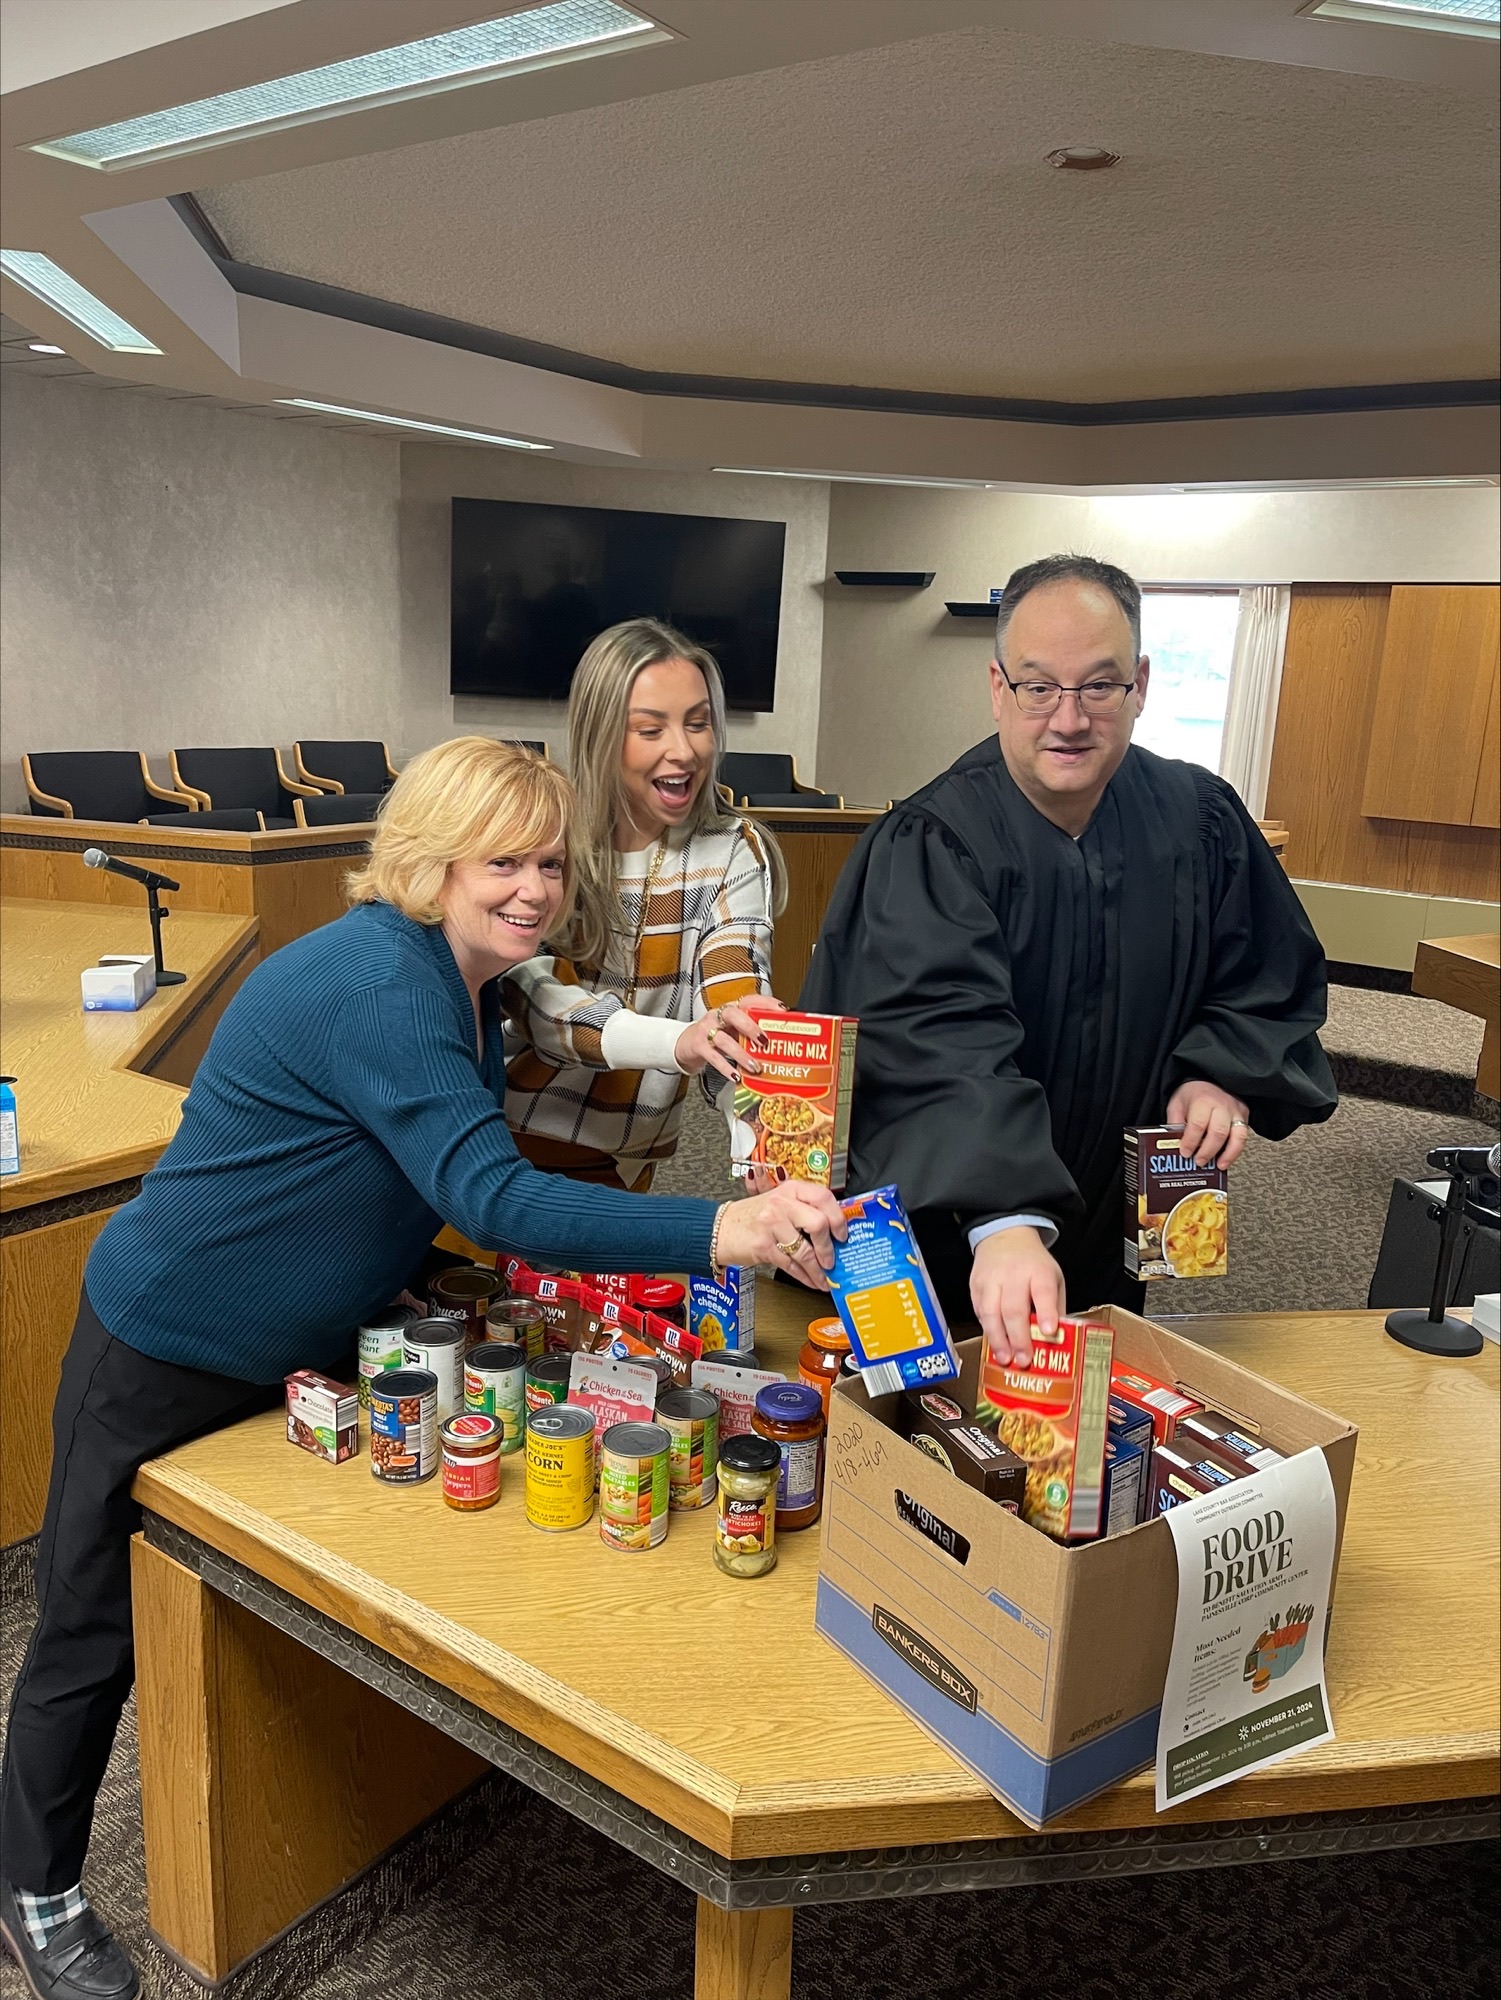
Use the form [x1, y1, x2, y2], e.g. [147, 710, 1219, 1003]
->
[775, 1236, 801, 1256]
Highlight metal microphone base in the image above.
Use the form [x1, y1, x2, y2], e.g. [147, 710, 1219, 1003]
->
[1384, 1308, 1483, 1358]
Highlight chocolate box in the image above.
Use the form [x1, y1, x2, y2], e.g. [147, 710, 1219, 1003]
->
[900, 1389, 1026, 1512]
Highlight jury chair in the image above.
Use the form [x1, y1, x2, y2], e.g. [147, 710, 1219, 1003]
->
[717, 752, 840, 806]
[139, 808, 267, 830]
[170, 748, 324, 830]
[293, 792, 385, 828]
[23, 750, 195, 821]
[292, 740, 399, 795]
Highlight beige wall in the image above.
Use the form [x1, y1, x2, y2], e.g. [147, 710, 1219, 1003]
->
[0, 369, 402, 813]
[816, 483, 1501, 804]
[397, 446, 831, 775]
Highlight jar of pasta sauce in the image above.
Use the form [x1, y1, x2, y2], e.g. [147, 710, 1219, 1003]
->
[751, 1382, 825, 1531]
[441, 1412, 501, 1511]
[798, 1317, 851, 1419]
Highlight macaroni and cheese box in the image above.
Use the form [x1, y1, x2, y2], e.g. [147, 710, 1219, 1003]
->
[1124, 1125, 1229, 1280]
[730, 1000, 858, 1189]
[828, 1186, 959, 1395]
[978, 1317, 1116, 1540]
[689, 1267, 756, 1352]
[815, 1306, 1358, 1828]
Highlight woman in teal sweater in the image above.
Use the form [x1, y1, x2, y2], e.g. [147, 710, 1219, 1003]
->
[0, 738, 841, 2000]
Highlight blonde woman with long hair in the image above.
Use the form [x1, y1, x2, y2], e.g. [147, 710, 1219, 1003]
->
[504, 618, 784, 1189]
[0, 735, 841, 2000]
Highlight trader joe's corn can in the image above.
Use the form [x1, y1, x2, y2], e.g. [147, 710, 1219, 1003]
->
[525, 1405, 595, 1531]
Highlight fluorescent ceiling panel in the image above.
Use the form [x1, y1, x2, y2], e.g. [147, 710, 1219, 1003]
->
[1303, 0, 1498, 36]
[0, 251, 161, 351]
[279, 398, 551, 450]
[32, 3, 668, 170]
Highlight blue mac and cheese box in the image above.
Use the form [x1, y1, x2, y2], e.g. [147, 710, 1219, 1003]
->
[688, 1267, 755, 1353]
[829, 1186, 959, 1396]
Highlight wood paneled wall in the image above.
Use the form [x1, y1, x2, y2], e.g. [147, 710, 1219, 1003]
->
[1264, 586, 1499, 901]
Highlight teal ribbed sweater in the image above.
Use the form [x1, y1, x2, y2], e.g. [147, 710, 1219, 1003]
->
[85, 900, 717, 1381]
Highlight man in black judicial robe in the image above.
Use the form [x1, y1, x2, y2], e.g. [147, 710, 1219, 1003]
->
[800, 553, 1336, 1364]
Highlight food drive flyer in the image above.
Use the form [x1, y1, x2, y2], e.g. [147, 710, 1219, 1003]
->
[1155, 1451, 1337, 1811]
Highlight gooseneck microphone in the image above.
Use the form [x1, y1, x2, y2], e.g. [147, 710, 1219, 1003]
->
[1384, 1140, 1496, 1359]
[81, 847, 186, 985]
[82, 847, 180, 894]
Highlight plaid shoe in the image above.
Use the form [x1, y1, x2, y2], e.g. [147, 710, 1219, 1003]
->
[0, 1884, 139, 2000]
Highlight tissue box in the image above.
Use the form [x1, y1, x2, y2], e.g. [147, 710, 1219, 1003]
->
[81, 960, 154, 1012]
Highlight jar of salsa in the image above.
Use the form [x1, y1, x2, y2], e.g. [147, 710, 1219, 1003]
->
[629, 1275, 687, 1329]
[799, 1317, 851, 1418]
[751, 1382, 825, 1531]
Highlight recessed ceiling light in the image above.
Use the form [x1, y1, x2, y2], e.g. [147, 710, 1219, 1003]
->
[277, 398, 551, 450]
[30, 3, 669, 170]
[0, 252, 161, 352]
[1045, 146, 1121, 171]
[27, 342, 66, 354]
[1301, 0, 1497, 37]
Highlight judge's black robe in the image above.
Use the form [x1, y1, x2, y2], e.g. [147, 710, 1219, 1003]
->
[799, 738, 1337, 1317]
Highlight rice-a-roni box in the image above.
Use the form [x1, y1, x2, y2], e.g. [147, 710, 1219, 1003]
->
[815, 1307, 1356, 1828]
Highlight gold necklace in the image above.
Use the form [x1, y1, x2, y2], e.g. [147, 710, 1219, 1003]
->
[624, 834, 668, 1006]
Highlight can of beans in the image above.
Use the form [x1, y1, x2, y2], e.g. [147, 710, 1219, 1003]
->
[368, 1368, 438, 1484]
[428, 1265, 506, 1341]
[464, 1341, 527, 1453]
[525, 1405, 596, 1531]
[525, 1353, 573, 1411]
[357, 1303, 420, 1409]
[487, 1297, 546, 1362]
[441, 1412, 502, 1510]
[599, 1421, 671, 1551]
[403, 1318, 469, 1421]
[655, 1387, 720, 1510]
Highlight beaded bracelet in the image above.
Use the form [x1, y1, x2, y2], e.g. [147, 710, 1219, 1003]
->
[709, 1200, 730, 1280]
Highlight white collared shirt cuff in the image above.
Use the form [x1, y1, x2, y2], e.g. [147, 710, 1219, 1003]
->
[599, 1011, 686, 1074]
[967, 1214, 1059, 1252]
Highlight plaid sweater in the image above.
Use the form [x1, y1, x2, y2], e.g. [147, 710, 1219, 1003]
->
[503, 817, 774, 1178]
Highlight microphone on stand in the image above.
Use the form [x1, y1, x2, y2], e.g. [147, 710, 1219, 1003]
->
[80, 848, 185, 986]
[82, 848, 179, 893]
[1384, 1141, 1496, 1359]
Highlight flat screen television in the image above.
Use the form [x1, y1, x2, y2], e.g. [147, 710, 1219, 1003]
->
[450, 497, 785, 710]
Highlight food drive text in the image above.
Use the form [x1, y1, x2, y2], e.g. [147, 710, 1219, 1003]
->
[1201, 1510, 1294, 1606]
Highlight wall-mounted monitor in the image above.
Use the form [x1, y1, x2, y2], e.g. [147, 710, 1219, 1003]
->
[450, 497, 785, 710]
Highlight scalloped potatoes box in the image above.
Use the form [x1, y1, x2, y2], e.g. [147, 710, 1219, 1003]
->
[1124, 1126, 1228, 1281]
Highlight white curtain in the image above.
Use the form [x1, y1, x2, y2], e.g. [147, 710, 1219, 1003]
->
[1218, 585, 1291, 817]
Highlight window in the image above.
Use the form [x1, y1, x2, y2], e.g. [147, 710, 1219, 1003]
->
[1133, 590, 1242, 773]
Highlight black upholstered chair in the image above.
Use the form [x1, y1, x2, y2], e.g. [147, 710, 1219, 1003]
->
[717, 752, 833, 805]
[743, 790, 846, 808]
[293, 792, 384, 828]
[23, 750, 194, 822]
[170, 748, 322, 830]
[292, 740, 399, 795]
[140, 808, 266, 830]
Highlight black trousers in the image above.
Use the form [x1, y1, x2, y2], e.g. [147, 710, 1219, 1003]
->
[0, 1293, 278, 1892]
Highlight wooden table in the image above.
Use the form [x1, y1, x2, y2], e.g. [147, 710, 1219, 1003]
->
[1412, 932, 1501, 1100]
[0, 899, 259, 1542]
[131, 1296, 1498, 1996]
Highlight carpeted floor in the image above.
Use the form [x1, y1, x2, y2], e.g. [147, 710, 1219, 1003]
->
[3, 985, 1497, 2000]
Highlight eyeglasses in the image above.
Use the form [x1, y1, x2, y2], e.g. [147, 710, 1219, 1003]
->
[996, 666, 1138, 717]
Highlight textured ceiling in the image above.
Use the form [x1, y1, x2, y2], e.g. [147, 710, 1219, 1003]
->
[196, 24, 1500, 405]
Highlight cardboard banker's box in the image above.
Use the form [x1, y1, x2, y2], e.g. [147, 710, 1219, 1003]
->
[815, 1307, 1357, 1828]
